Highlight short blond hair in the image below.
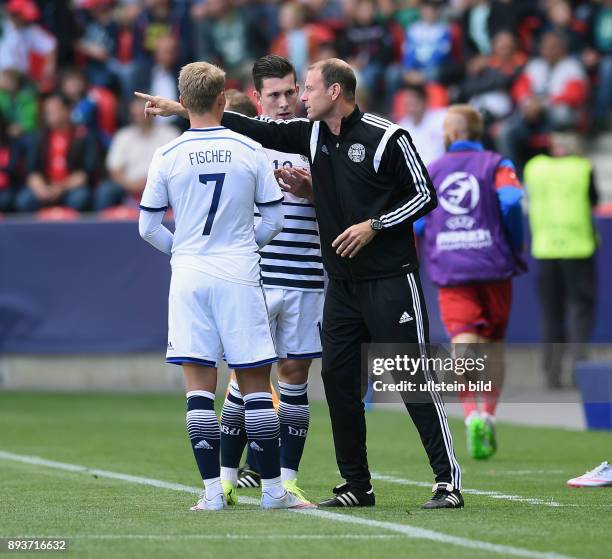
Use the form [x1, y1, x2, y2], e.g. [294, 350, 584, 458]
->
[447, 104, 484, 141]
[178, 62, 226, 115]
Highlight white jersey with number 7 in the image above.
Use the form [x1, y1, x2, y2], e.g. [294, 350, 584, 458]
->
[140, 126, 283, 286]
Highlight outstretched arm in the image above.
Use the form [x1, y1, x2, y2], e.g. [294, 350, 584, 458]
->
[222, 111, 311, 156]
[134, 92, 312, 157]
[135, 91, 188, 120]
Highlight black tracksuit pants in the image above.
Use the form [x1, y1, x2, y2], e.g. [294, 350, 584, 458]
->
[537, 257, 597, 386]
[321, 272, 462, 491]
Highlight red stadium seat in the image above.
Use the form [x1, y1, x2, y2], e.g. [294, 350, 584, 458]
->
[90, 86, 118, 137]
[528, 133, 550, 150]
[595, 203, 612, 217]
[99, 205, 139, 220]
[36, 206, 80, 221]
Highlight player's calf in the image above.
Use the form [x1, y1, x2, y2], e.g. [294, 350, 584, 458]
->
[220, 379, 246, 503]
[186, 390, 224, 510]
[278, 380, 310, 482]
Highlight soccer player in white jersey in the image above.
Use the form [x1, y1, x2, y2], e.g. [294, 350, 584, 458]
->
[138, 61, 313, 511]
[219, 56, 324, 502]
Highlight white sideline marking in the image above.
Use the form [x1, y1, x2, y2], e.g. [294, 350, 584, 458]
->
[0, 450, 577, 559]
[372, 473, 564, 507]
[503, 470, 566, 476]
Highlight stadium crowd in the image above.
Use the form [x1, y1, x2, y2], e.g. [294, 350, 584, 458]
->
[0, 0, 610, 214]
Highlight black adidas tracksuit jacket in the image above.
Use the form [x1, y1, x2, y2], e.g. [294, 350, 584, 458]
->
[221, 107, 462, 492]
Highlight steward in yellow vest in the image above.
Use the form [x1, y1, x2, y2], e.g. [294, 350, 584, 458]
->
[524, 132, 599, 389]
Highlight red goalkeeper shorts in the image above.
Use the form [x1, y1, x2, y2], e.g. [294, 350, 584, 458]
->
[438, 279, 512, 340]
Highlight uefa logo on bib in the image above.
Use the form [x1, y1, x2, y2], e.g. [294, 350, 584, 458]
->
[438, 172, 480, 215]
[348, 143, 366, 162]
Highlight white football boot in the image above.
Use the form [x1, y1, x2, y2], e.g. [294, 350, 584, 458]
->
[567, 461, 612, 487]
[190, 491, 227, 511]
[261, 489, 316, 510]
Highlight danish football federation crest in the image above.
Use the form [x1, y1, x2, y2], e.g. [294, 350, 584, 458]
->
[348, 143, 366, 162]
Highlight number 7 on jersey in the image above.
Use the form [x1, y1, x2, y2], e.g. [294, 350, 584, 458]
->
[199, 173, 225, 235]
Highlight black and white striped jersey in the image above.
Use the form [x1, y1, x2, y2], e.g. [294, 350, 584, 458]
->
[256, 148, 324, 291]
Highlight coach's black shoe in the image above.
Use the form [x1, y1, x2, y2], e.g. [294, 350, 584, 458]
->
[422, 483, 464, 509]
[237, 465, 261, 489]
[318, 483, 375, 507]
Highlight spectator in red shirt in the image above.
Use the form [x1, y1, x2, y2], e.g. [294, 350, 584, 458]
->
[496, 30, 589, 173]
[0, 0, 57, 89]
[457, 30, 527, 134]
[15, 94, 97, 213]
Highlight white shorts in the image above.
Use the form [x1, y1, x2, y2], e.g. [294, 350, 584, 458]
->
[166, 268, 277, 368]
[264, 288, 323, 359]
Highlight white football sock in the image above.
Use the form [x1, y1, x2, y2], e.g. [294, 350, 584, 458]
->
[220, 467, 238, 486]
[261, 476, 285, 499]
[281, 468, 298, 482]
[204, 477, 222, 500]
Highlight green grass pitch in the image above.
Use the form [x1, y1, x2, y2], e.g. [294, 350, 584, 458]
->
[0, 392, 610, 559]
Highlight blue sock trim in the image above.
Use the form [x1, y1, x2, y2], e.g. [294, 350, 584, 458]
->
[187, 395, 215, 411]
[279, 393, 309, 406]
[226, 392, 244, 406]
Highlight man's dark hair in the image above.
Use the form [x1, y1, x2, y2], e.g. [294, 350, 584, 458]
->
[313, 59, 356, 101]
[225, 89, 258, 117]
[404, 83, 427, 102]
[45, 92, 73, 110]
[252, 55, 297, 92]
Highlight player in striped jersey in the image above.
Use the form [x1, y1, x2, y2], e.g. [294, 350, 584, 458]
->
[219, 56, 324, 503]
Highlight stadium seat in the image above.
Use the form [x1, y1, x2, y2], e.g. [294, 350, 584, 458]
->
[36, 206, 81, 221]
[595, 202, 612, 217]
[90, 86, 118, 139]
[99, 205, 139, 221]
[527, 132, 550, 150]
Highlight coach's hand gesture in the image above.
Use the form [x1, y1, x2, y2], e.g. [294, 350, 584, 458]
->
[275, 167, 313, 202]
[333, 220, 377, 259]
[134, 92, 188, 120]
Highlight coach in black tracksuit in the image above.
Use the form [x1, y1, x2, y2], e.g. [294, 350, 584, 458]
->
[139, 58, 463, 509]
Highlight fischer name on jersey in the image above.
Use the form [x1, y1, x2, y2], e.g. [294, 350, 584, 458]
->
[141, 126, 283, 286]
[256, 143, 324, 292]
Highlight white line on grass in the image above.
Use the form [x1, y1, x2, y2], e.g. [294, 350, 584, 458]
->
[372, 473, 564, 507]
[503, 470, 566, 476]
[0, 450, 577, 559]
